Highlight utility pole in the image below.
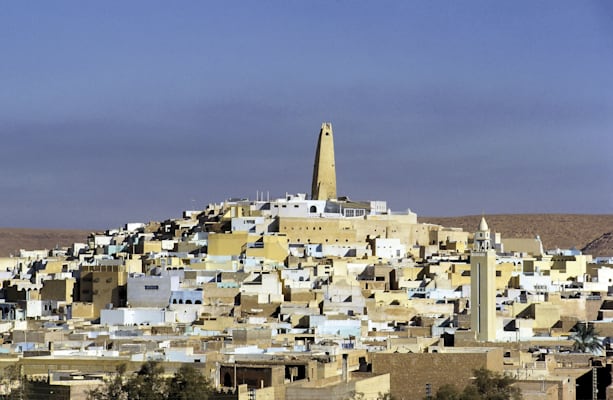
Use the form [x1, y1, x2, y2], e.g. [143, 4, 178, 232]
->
[591, 358, 604, 400]
[592, 365, 597, 400]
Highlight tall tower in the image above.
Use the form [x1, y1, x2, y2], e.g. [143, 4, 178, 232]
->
[474, 216, 491, 251]
[471, 217, 497, 342]
[311, 122, 337, 200]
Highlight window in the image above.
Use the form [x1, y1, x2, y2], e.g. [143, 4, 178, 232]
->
[310, 206, 317, 213]
[144, 285, 159, 290]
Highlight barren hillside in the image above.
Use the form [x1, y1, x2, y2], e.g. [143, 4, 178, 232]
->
[0, 228, 91, 257]
[418, 214, 613, 257]
[582, 232, 613, 258]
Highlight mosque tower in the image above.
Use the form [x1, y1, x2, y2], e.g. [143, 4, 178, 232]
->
[311, 122, 337, 200]
[470, 216, 497, 342]
[474, 216, 491, 251]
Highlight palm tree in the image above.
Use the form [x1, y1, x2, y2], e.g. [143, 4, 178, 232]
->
[570, 322, 604, 354]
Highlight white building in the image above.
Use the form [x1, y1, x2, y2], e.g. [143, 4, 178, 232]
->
[100, 307, 176, 326]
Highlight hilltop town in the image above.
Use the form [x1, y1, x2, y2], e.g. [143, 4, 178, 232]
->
[1, 123, 612, 400]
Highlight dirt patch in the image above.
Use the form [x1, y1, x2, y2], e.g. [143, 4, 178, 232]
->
[0, 228, 91, 257]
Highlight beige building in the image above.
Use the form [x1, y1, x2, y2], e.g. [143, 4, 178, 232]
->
[79, 264, 127, 318]
[207, 232, 289, 263]
[278, 211, 425, 250]
[40, 278, 75, 303]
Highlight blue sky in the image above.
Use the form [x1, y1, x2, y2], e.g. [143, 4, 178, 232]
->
[1, 1, 612, 229]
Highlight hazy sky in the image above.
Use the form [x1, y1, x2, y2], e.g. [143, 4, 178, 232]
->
[1, 1, 612, 229]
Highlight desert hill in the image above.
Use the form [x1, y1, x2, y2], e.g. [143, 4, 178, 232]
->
[418, 214, 613, 257]
[0, 228, 90, 257]
[582, 232, 613, 258]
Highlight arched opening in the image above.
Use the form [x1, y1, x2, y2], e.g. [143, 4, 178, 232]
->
[224, 372, 232, 388]
[309, 206, 317, 213]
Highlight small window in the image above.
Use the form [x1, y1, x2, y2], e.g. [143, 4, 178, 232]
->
[144, 285, 159, 290]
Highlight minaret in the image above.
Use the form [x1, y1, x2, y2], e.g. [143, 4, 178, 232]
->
[471, 216, 497, 342]
[474, 216, 491, 251]
[311, 122, 337, 200]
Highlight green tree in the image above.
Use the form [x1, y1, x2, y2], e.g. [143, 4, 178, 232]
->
[472, 368, 521, 400]
[431, 384, 462, 400]
[87, 364, 128, 400]
[344, 391, 394, 400]
[429, 368, 521, 400]
[430, 384, 481, 400]
[125, 361, 167, 400]
[570, 322, 604, 354]
[458, 385, 481, 400]
[166, 364, 212, 400]
[1, 364, 27, 400]
[88, 362, 215, 400]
